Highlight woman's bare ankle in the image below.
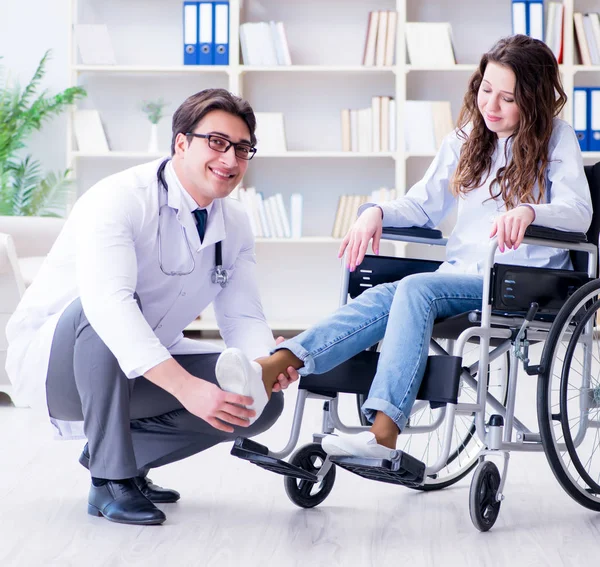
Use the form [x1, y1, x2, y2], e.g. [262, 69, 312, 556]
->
[370, 412, 400, 449]
[256, 349, 303, 397]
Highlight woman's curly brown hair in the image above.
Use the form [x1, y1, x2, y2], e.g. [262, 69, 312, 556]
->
[451, 35, 566, 208]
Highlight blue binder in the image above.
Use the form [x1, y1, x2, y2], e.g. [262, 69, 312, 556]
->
[511, 0, 527, 35]
[198, 1, 214, 65]
[183, 2, 199, 65]
[527, 0, 544, 41]
[573, 87, 589, 152]
[213, 1, 230, 66]
[589, 88, 600, 152]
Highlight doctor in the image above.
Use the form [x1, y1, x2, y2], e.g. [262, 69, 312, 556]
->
[5, 88, 298, 526]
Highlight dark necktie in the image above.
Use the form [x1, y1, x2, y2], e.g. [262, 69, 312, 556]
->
[193, 208, 208, 244]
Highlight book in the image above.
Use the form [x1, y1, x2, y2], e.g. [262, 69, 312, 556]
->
[405, 22, 456, 67]
[362, 11, 379, 66]
[375, 11, 388, 67]
[73, 110, 110, 153]
[384, 11, 398, 67]
[74, 24, 117, 65]
[574, 12, 593, 65]
[290, 193, 303, 239]
[341, 109, 351, 152]
[254, 112, 287, 153]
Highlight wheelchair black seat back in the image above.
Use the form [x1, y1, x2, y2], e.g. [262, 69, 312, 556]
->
[231, 161, 600, 532]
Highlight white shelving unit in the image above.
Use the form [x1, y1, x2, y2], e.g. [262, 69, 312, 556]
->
[66, 0, 600, 331]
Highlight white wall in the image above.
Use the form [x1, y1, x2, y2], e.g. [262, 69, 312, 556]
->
[0, 0, 70, 173]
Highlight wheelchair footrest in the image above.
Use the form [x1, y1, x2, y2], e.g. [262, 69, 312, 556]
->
[329, 451, 425, 488]
[230, 437, 318, 482]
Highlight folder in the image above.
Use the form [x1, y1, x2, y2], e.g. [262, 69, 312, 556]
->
[590, 88, 600, 152]
[213, 1, 229, 66]
[573, 87, 589, 152]
[511, 0, 527, 36]
[527, 0, 544, 41]
[198, 1, 214, 65]
[183, 2, 198, 65]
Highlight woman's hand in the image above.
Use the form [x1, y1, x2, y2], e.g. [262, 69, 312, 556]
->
[490, 206, 535, 253]
[338, 206, 383, 271]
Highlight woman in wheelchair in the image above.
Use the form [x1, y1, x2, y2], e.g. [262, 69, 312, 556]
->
[215, 35, 592, 459]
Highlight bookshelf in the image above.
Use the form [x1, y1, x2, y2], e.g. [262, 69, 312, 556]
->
[66, 0, 600, 331]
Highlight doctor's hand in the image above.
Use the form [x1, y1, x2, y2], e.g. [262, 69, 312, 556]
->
[271, 336, 300, 392]
[179, 379, 256, 433]
[490, 205, 535, 253]
[338, 206, 383, 272]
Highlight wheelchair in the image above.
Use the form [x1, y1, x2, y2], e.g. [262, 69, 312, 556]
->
[232, 161, 600, 532]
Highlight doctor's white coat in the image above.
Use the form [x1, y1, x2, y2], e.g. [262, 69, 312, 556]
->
[5, 159, 275, 438]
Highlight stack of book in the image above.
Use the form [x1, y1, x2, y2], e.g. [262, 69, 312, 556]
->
[404, 101, 454, 155]
[332, 188, 397, 238]
[574, 12, 600, 66]
[362, 11, 398, 66]
[237, 188, 303, 239]
[341, 96, 396, 153]
[239, 21, 292, 65]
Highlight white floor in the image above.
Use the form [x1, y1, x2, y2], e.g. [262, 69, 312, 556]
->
[1, 341, 599, 567]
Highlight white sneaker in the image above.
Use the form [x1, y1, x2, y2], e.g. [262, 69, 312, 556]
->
[321, 431, 397, 460]
[215, 348, 268, 425]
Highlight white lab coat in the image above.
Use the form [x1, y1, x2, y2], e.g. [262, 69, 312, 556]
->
[5, 158, 275, 438]
[368, 118, 592, 274]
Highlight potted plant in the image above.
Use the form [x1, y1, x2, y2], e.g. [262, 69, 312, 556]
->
[0, 50, 86, 217]
[141, 97, 168, 153]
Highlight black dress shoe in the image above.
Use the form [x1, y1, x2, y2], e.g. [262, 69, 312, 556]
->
[79, 443, 180, 503]
[88, 479, 166, 525]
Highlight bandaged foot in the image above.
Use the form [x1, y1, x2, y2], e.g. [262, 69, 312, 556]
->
[215, 348, 268, 425]
[321, 431, 397, 460]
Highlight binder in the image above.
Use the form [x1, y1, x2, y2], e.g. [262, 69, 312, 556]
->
[213, 1, 229, 66]
[183, 2, 199, 65]
[527, 0, 544, 41]
[590, 88, 600, 152]
[511, 0, 527, 36]
[198, 1, 214, 65]
[573, 87, 589, 152]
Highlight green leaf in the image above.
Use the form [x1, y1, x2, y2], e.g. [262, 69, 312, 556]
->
[0, 50, 87, 216]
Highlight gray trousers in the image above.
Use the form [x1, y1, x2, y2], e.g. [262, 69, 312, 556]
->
[45, 298, 284, 479]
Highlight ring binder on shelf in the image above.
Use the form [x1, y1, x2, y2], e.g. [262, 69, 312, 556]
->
[183, 2, 199, 65]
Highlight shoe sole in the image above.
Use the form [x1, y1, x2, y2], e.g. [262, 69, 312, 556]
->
[215, 349, 251, 396]
[87, 503, 166, 525]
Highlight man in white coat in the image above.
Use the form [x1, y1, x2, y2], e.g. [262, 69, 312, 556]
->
[5, 88, 298, 526]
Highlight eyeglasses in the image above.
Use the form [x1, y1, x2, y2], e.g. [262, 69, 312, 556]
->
[185, 133, 257, 160]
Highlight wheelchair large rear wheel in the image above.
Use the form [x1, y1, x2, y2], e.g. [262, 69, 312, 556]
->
[402, 343, 510, 491]
[538, 279, 600, 511]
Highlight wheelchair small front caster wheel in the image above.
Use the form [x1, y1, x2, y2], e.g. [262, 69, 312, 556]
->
[469, 460, 502, 532]
[284, 443, 336, 508]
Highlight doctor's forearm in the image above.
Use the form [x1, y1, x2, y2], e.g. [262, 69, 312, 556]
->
[144, 357, 196, 399]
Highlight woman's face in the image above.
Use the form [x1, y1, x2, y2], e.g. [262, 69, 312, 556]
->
[477, 62, 521, 138]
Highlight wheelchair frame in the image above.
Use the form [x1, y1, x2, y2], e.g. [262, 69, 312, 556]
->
[231, 226, 599, 531]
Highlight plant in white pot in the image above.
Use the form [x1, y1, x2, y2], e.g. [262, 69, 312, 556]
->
[141, 98, 168, 153]
[0, 50, 86, 217]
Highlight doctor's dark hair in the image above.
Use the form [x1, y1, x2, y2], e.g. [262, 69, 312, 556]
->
[170, 88, 257, 155]
[452, 34, 567, 208]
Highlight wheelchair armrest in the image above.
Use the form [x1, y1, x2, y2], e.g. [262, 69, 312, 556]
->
[382, 227, 447, 246]
[524, 225, 587, 244]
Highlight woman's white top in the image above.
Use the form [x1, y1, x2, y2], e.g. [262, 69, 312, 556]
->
[371, 118, 592, 274]
[5, 159, 275, 438]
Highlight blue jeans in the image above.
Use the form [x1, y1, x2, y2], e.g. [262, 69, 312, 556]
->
[276, 272, 483, 430]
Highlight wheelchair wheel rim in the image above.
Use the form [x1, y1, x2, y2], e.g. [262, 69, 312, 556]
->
[542, 288, 600, 508]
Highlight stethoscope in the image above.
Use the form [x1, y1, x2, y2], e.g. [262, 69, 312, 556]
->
[156, 158, 228, 287]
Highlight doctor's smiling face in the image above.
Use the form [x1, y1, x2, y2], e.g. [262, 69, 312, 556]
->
[172, 109, 251, 207]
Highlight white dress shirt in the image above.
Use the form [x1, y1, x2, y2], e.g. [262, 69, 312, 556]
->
[365, 119, 592, 273]
[5, 159, 275, 438]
